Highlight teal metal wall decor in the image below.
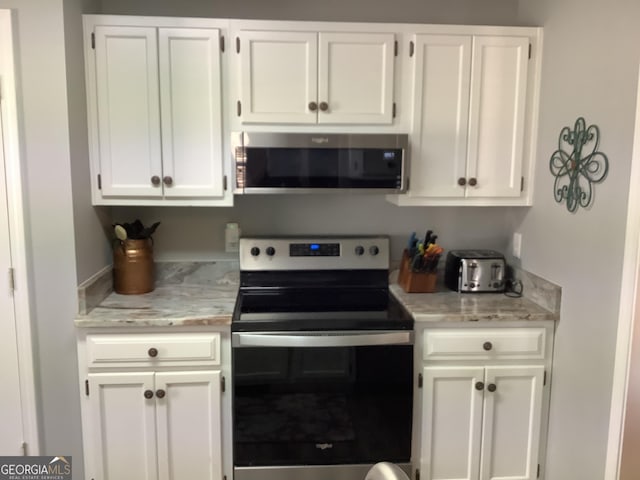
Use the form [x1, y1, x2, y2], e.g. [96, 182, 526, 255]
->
[549, 117, 609, 213]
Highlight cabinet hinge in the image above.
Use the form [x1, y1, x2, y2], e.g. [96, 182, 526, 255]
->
[394, 40, 398, 57]
[8, 267, 15, 294]
[537, 463, 540, 478]
[220, 35, 225, 53]
[415, 468, 420, 480]
[21, 442, 27, 456]
[223, 175, 228, 191]
[91, 32, 95, 49]
[97, 174, 102, 190]
[237, 100, 242, 117]
[236, 37, 240, 54]
[409, 41, 415, 58]
[521, 176, 524, 192]
[528, 43, 532, 59]
[543, 370, 547, 386]
[392, 102, 396, 118]
[85, 379, 90, 396]
[221, 376, 226, 393]
[418, 373, 423, 388]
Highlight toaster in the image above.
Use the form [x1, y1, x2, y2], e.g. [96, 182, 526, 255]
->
[444, 250, 506, 293]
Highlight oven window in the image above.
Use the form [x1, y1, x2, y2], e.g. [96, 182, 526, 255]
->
[242, 147, 403, 189]
[233, 344, 413, 466]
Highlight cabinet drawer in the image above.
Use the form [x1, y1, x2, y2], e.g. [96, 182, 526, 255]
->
[86, 333, 221, 368]
[423, 328, 545, 361]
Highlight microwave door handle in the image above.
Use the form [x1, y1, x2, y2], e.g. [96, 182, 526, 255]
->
[232, 331, 413, 348]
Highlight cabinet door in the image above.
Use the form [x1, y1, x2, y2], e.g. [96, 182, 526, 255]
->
[480, 366, 544, 480]
[159, 28, 224, 198]
[409, 35, 471, 197]
[466, 36, 529, 198]
[87, 372, 158, 480]
[94, 26, 162, 197]
[239, 30, 318, 124]
[155, 371, 222, 480]
[421, 366, 484, 480]
[318, 32, 395, 124]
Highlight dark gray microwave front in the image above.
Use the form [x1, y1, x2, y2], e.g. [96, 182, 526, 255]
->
[231, 132, 408, 194]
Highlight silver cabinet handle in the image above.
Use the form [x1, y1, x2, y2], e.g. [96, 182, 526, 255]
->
[232, 331, 413, 348]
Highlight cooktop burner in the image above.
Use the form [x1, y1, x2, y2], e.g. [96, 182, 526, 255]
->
[233, 236, 413, 332]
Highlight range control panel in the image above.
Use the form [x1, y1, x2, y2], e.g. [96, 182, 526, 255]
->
[239, 237, 389, 271]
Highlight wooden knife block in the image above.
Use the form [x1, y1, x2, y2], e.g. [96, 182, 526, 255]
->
[398, 250, 437, 293]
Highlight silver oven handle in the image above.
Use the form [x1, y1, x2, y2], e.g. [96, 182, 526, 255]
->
[232, 331, 413, 348]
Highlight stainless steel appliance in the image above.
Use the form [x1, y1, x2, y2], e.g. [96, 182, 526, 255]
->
[444, 249, 506, 293]
[231, 132, 408, 194]
[232, 236, 414, 480]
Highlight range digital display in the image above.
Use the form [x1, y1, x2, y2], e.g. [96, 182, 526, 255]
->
[289, 243, 340, 257]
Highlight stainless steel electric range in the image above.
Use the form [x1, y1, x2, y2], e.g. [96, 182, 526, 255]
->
[231, 236, 414, 480]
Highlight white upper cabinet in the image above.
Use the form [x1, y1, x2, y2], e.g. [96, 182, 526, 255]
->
[467, 36, 529, 198]
[237, 29, 395, 125]
[391, 28, 540, 206]
[85, 16, 231, 206]
[94, 26, 162, 198]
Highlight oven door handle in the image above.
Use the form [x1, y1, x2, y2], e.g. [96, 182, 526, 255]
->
[232, 331, 413, 348]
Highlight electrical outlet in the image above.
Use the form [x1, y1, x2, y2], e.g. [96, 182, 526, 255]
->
[512, 232, 522, 259]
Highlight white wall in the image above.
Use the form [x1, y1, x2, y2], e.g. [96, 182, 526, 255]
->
[64, 0, 112, 285]
[97, 0, 519, 25]
[0, 0, 84, 475]
[513, 0, 640, 478]
[113, 198, 517, 263]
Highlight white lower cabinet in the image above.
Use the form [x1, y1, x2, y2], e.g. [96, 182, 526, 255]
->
[416, 325, 553, 480]
[78, 331, 230, 480]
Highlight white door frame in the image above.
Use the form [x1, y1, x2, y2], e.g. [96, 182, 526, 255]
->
[605, 63, 640, 479]
[0, 9, 40, 454]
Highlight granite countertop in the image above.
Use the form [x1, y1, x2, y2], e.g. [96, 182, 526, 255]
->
[390, 283, 558, 323]
[75, 261, 560, 328]
[75, 262, 239, 328]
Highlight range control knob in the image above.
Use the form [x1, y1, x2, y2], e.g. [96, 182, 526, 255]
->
[250, 247, 260, 257]
[355, 246, 365, 256]
[266, 246, 276, 256]
[369, 245, 380, 256]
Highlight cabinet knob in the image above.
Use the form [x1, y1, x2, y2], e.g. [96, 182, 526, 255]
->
[468, 177, 478, 187]
[144, 389, 154, 399]
[308, 101, 318, 112]
[148, 347, 158, 358]
[151, 176, 161, 186]
[483, 341, 493, 351]
[457, 177, 467, 186]
[487, 383, 497, 392]
[475, 381, 485, 391]
[156, 389, 166, 399]
[319, 101, 329, 112]
[163, 176, 173, 186]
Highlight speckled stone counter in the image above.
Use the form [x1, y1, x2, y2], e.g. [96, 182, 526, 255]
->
[390, 283, 558, 323]
[75, 261, 239, 328]
[389, 264, 560, 323]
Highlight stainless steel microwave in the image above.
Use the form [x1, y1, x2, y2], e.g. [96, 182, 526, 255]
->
[231, 132, 408, 194]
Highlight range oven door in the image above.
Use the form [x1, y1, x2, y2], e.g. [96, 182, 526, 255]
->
[232, 331, 413, 480]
